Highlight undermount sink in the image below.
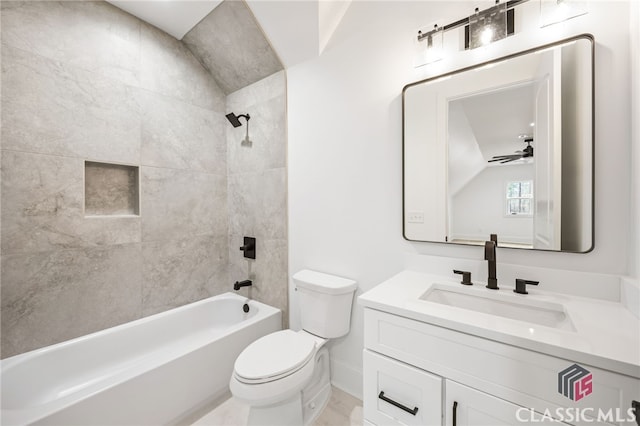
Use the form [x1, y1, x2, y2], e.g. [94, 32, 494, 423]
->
[420, 284, 576, 331]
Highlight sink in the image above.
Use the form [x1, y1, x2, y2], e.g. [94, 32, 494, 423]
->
[420, 285, 575, 331]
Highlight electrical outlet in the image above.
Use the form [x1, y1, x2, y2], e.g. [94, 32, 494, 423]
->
[407, 211, 424, 223]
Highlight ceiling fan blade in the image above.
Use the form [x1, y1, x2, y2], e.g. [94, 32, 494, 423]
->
[488, 136, 534, 163]
[489, 154, 520, 162]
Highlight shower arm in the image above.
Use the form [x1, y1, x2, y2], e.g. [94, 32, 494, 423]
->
[236, 114, 250, 139]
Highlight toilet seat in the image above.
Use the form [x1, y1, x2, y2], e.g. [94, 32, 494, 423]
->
[234, 330, 317, 384]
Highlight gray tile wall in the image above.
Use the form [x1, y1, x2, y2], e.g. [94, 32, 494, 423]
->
[226, 72, 288, 326]
[0, 1, 234, 358]
[182, 0, 284, 95]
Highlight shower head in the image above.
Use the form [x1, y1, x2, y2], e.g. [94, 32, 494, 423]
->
[225, 112, 250, 128]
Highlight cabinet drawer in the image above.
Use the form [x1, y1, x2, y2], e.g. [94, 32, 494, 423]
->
[363, 349, 442, 426]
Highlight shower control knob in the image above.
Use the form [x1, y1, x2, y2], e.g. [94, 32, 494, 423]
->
[239, 236, 256, 259]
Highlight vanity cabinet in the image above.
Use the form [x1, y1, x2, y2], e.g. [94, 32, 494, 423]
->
[363, 308, 639, 426]
[363, 351, 571, 426]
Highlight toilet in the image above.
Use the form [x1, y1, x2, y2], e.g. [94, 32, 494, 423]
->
[229, 269, 357, 426]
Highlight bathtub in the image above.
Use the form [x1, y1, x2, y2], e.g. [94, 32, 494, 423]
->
[1, 292, 281, 425]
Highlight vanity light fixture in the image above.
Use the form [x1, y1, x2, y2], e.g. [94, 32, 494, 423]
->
[468, 2, 508, 49]
[415, 24, 444, 66]
[416, 0, 528, 54]
[540, 0, 589, 27]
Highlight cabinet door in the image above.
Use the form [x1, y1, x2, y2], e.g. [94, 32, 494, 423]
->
[363, 350, 442, 426]
[445, 381, 573, 426]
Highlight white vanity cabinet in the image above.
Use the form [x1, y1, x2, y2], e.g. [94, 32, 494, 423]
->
[362, 308, 639, 426]
[363, 351, 572, 426]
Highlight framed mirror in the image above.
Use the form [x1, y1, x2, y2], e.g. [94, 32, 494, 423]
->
[403, 34, 594, 252]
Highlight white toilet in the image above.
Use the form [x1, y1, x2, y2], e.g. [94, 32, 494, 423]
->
[229, 269, 357, 426]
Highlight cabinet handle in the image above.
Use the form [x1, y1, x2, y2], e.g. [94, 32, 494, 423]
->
[378, 391, 419, 416]
[453, 401, 458, 426]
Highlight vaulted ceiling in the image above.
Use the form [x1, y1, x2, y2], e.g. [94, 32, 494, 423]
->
[181, 0, 283, 94]
[106, 0, 352, 70]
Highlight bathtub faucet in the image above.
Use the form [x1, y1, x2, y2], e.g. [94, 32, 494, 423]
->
[234, 280, 252, 291]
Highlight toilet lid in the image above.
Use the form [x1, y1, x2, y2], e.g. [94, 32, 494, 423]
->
[234, 330, 316, 382]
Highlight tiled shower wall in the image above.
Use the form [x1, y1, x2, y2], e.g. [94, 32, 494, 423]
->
[226, 72, 288, 323]
[0, 1, 287, 358]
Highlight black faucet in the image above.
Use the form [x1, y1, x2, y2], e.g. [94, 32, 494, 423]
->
[233, 280, 252, 291]
[485, 234, 498, 290]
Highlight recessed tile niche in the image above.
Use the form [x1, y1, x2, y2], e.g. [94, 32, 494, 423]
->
[84, 161, 140, 216]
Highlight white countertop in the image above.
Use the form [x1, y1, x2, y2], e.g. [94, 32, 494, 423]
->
[359, 270, 640, 379]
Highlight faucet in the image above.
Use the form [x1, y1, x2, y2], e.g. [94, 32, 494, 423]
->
[233, 280, 252, 291]
[484, 234, 498, 290]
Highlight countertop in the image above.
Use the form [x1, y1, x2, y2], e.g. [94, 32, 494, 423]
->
[358, 270, 640, 379]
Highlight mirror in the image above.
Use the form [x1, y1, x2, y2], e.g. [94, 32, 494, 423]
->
[403, 35, 593, 252]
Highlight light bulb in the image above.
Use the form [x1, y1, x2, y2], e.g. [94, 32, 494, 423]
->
[481, 27, 494, 45]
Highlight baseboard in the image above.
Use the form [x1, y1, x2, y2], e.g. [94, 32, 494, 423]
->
[330, 357, 363, 401]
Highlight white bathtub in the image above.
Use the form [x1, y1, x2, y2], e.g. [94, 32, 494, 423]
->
[1, 292, 281, 425]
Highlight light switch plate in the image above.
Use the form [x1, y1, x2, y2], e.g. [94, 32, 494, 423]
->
[407, 211, 425, 223]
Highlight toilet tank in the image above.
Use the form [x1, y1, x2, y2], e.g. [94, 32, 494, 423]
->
[293, 270, 357, 339]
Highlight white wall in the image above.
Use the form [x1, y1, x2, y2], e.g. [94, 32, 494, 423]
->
[560, 42, 593, 252]
[287, 1, 633, 398]
[450, 164, 534, 245]
[446, 101, 486, 198]
[630, 0, 640, 279]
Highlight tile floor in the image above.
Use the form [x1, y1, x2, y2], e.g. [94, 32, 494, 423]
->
[191, 387, 363, 426]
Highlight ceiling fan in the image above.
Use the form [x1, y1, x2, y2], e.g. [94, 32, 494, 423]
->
[488, 135, 534, 164]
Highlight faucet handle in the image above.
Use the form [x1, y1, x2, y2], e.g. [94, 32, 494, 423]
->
[514, 279, 539, 295]
[453, 270, 473, 285]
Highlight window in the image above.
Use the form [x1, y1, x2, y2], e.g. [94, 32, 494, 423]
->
[506, 180, 533, 216]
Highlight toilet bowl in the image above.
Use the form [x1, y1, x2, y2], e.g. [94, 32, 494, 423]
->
[230, 330, 330, 425]
[229, 270, 357, 426]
